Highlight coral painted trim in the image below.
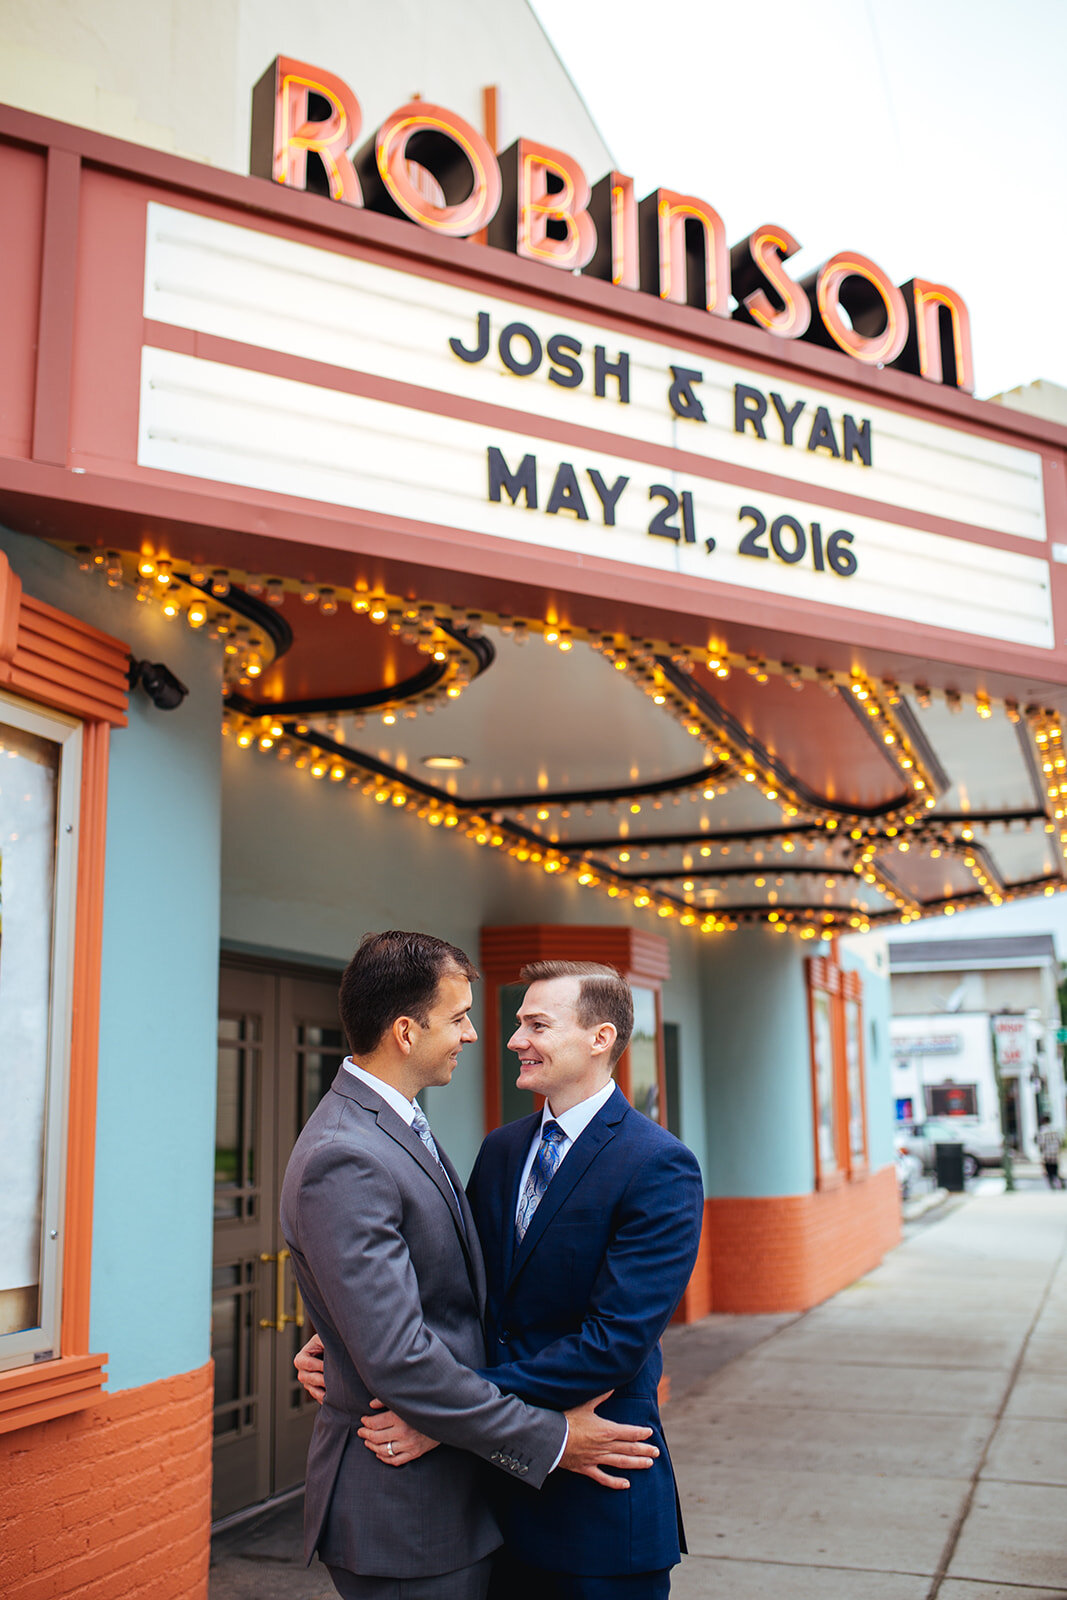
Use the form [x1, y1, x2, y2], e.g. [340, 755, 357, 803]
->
[0, 552, 128, 1428]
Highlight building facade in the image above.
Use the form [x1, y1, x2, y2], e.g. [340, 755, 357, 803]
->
[2, 4, 1067, 1596]
[890, 934, 1066, 1159]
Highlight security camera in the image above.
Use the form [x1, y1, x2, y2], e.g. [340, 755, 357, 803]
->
[129, 658, 189, 710]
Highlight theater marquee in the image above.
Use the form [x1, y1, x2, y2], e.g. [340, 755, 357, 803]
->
[139, 204, 1051, 648]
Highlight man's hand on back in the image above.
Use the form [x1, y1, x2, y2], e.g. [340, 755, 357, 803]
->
[560, 1392, 657, 1488]
[295, 1335, 656, 1488]
[294, 1333, 326, 1403]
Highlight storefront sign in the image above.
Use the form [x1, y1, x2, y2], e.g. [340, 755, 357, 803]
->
[992, 1014, 1032, 1069]
[249, 56, 974, 393]
[892, 1033, 962, 1056]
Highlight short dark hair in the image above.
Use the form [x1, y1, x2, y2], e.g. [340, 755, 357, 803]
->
[339, 931, 478, 1056]
[519, 959, 633, 1068]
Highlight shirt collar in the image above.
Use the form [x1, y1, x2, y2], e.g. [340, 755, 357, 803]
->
[343, 1057, 419, 1126]
[542, 1078, 616, 1143]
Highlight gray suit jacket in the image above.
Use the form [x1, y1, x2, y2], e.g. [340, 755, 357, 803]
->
[280, 1067, 566, 1579]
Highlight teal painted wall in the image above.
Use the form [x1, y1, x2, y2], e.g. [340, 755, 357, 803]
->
[840, 930, 894, 1169]
[698, 926, 817, 1197]
[220, 741, 710, 1183]
[1, 529, 222, 1392]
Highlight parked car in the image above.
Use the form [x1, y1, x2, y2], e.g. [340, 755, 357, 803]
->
[897, 1118, 1006, 1180]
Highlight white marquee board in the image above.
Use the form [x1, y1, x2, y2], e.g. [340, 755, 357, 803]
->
[138, 345, 1053, 649]
[143, 204, 1048, 547]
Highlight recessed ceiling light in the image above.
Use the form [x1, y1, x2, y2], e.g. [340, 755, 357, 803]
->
[422, 754, 468, 769]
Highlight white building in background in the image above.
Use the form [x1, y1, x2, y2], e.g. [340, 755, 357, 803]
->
[889, 934, 1066, 1159]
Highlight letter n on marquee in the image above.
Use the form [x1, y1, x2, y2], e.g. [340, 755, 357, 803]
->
[898, 279, 975, 393]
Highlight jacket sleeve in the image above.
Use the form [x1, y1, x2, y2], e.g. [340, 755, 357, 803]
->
[285, 1136, 566, 1486]
[481, 1141, 704, 1411]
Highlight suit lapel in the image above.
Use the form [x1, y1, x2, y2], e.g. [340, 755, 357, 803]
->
[332, 1068, 478, 1281]
[507, 1086, 629, 1287]
[441, 1145, 486, 1308]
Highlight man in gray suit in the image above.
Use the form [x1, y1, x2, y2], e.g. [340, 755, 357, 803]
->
[280, 930, 657, 1600]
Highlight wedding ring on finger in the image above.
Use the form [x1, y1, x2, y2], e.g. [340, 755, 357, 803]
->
[386, 1441, 395, 1457]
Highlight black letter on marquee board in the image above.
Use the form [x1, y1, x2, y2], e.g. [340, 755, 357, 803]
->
[488, 447, 538, 508]
[733, 383, 767, 438]
[499, 323, 543, 376]
[547, 334, 584, 389]
[669, 367, 707, 422]
[587, 469, 629, 526]
[842, 415, 872, 466]
[594, 346, 630, 403]
[546, 463, 589, 519]
[806, 406, 841, 457]
[770, 392, 805, 447]
[449, 311, 490, 364]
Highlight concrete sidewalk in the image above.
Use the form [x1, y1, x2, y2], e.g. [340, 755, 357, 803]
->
[668, 1186, 1067, 1599]
[211, 1185, 1067, 1598]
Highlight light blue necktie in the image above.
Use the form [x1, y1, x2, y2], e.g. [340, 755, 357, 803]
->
[516, 1121, 566, 1241]
[411, 1102, 464, 1224]
[410, 1102, 443, 1166]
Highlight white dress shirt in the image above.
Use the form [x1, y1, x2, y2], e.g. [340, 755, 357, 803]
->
[514, 1078, 617, 1224]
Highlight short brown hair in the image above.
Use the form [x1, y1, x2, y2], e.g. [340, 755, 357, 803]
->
[519, 960, 633, 1068]
[340, 931, 478, 1056]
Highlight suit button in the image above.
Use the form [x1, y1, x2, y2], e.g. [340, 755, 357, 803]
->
[499, 1330, 511, 1343]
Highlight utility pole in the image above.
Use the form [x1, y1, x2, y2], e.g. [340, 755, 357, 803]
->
[991, 1013, 1015, 1193]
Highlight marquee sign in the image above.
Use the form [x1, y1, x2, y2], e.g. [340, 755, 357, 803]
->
[249, 56, 974, 394]
[139, 204, 1051, 648]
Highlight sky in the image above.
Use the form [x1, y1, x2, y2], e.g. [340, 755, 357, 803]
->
[528, 0, 1067, 401]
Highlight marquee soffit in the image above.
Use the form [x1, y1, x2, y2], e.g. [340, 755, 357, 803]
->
[61, 547, 1067, 942]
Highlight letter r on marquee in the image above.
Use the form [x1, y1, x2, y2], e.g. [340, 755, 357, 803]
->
[250, 55, 364, 207]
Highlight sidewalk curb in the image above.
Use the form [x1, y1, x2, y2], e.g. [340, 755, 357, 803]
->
[901, 1185, 951, 1222]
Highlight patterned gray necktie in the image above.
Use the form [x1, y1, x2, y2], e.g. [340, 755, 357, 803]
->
[410, 1102, 443, 1167]
[411, 1101, 465, 1227]
[516, 1120, 566, 1242]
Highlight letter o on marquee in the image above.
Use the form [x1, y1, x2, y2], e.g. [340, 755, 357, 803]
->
[815, 251, 908, 366]
[375, 102, 502, 237]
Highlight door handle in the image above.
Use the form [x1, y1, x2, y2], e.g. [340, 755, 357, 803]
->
[258, 1248, 304, 1331]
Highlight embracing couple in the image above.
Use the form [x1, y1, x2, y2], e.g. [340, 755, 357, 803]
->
[282, 930, 703, 1599]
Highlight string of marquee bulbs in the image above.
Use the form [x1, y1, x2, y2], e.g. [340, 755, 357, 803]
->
[64, 542, 1067, 939]
[66, 545, 484, 708]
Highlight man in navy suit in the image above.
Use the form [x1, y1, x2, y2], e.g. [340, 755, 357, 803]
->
[302, 958, 704, 1597]
[468, 959, 704, 1598]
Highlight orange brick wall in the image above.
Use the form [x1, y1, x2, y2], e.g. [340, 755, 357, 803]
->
[0, 1361, 213, 1600]
[673, 1194, 715, 1323]
[674, 1163, 901, 1319]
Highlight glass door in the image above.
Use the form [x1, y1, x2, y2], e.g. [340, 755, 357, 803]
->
[211, 961, 343, 1520]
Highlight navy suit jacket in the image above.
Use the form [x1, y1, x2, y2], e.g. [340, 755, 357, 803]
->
[467, 1085, 704, 1577]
